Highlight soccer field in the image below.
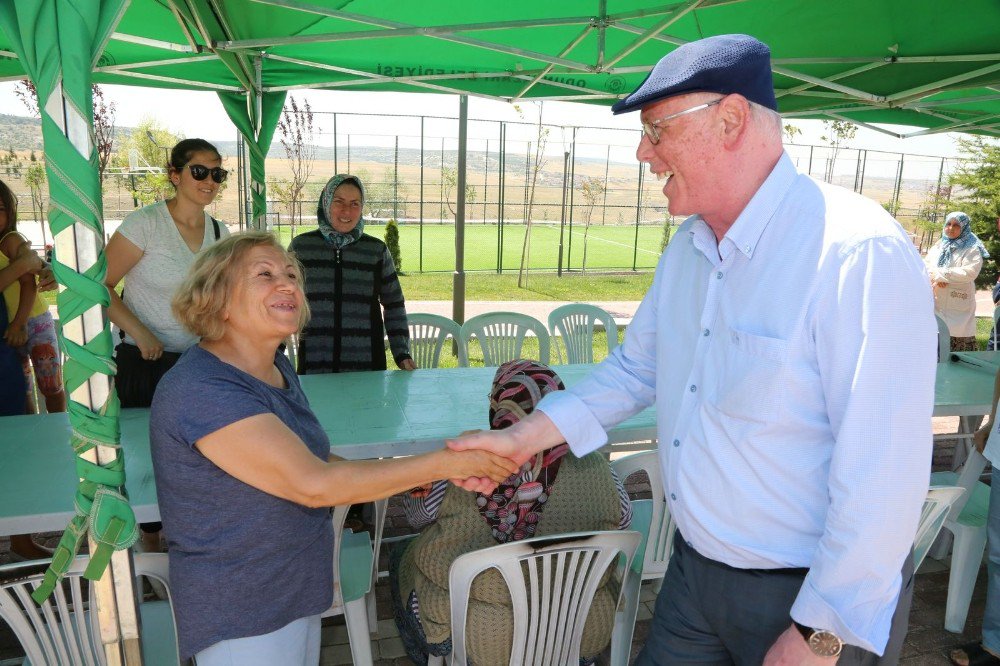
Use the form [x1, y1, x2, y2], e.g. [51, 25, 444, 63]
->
[277, 221, 666, 273]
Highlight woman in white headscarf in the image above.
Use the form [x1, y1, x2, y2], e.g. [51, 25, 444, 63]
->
[926, 211, 989, 351]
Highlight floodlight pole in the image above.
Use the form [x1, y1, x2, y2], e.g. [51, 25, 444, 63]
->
[453, 95, 468, 325]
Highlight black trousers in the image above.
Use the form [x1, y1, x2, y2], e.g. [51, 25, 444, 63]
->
[635, 535, 914, 665]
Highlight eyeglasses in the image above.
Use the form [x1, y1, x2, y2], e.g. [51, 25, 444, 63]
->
[641, 99, 722, 145]
[185, 164, 228, 183]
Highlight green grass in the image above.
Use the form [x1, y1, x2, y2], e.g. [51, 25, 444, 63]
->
[277, 221, 665, 272]
[976, 316, 995, 350]
[398, 271, 653, 301]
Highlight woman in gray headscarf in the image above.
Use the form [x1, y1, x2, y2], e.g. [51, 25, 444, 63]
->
[289, 174, 415, 373]
[925, 211, 990, 351]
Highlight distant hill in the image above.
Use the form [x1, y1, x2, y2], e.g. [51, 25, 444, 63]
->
[0, 113, 42, 151]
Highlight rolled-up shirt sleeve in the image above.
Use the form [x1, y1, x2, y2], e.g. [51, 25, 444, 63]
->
[791, 236, 936, 654]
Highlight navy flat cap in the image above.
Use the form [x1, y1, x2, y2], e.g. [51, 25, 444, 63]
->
[612, 34, 777, 114]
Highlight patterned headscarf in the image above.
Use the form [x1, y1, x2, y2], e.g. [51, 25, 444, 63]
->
[317, 174, 366, 249]
[477, 359, 570, 544]
[939, 211, 989, 267]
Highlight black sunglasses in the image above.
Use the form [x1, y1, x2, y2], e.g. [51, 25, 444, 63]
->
[185, 164, 228, 183]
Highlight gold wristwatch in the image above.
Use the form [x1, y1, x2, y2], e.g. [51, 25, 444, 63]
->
[793, 621, 843, 658]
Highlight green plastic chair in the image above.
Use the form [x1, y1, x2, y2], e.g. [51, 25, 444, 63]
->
[459, 312, 550, 367]
[322, 503, 378, 664]
[0, 552, 179, 665]
[548, 303, 619, 364]
[407, 313, 467, 368]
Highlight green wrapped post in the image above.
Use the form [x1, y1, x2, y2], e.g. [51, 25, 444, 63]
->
[219, 89, 286, 229]
[0, 1, 142, 664]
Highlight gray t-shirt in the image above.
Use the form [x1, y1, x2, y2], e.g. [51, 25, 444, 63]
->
[150, 345, 334, 659]
[116, 201, 229, 352]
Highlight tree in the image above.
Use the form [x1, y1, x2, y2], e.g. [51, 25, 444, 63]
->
[92, 85, 117, 185]
[819, 120, 857, 183]
[110, 119, 179, 206]
[24, 161, 46, 229]
[783, 123, 802, 144]
[440, 166, 477, 220]
[276, 96, 316, 236]
[577, 176, 605, 272]
[17, 80, 116, 184]
[517, 103, 549, 288]
[384, 219, 402, 273]
[947, 136, 1000, 287]
[363, 167, 413, 221]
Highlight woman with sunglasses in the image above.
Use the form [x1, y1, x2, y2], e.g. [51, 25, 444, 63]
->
[104, 138, 230, 411]
[104, 138, 231, 551]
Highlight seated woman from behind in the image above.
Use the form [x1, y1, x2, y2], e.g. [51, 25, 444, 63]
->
[391, 359, 633, 666]
[150, 232, 516, 665]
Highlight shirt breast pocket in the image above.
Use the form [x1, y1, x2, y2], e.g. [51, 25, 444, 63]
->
[715, 328, 789, 423]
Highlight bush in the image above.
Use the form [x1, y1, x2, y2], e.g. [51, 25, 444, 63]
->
[384, 219, 402, 272]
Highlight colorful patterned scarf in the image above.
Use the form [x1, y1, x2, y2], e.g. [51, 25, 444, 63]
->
[939, 211, 989, 267]
[477, 359, 570, 544]
[317, 173, 366, 249]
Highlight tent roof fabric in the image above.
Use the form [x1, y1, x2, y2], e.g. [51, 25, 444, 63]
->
[1, 0, 999, 138]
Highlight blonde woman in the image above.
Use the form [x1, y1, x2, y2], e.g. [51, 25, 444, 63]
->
[150, 232, 515, 665]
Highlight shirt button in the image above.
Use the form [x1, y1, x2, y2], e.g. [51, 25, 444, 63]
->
[673, 439, 680, 447]
[703, 329, 710, 337]
[670, 493, 677, 500]
[716, 271, 723, 279]
[690, 385, 697, 393]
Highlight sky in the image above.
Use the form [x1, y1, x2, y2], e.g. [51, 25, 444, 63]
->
[0, 81, 969, 162]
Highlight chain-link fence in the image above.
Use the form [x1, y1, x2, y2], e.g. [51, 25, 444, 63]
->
[4, 110, 963, 267]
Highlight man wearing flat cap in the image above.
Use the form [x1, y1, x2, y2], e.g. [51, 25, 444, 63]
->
[450, 34, 935, 664]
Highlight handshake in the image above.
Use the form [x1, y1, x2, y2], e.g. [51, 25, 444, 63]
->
[440, 410, 560, 494]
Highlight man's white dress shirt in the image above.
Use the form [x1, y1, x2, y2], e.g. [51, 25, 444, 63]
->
[540, 153, 936, 654]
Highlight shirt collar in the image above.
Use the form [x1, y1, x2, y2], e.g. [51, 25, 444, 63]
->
[722, 152, 797, 259]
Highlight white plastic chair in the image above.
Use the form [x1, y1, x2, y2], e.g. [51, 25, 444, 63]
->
[0, 553, 179, 665]
[931, 453, 992, 633]
[913, 486, 966, 571]
[548, 303, 619, 364]
[407, 313, 467, 368]
[428, 530, 640, 666]
[459, 312, 550, 367]
[322, 503, 378, 664]
[610, 451, 675, 665]
[936, 314, 950, 362]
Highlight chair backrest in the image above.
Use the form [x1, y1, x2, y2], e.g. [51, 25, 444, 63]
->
[0, 553, 177, 666]
[407, 313, 467, 368]
[447, 530, 640, 666]
[459, 312, 550, 367]
[913, 486, 966, 571]
[612, 451, 674, 580]
[548, 303, 618, 364]
[936, 314, 950, 362]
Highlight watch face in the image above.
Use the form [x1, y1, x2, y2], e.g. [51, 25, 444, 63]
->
[808, 630, 844, 658]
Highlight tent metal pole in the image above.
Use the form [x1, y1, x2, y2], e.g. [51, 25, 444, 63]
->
[419, 116, 424, 273]
[558, 150, 569, 276]
[453, 95, 468, 324]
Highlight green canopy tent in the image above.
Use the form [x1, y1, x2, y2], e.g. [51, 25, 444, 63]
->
[2, 1, 1000, 662]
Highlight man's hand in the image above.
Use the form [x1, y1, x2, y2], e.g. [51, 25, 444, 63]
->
[763, 626, 838, 666]
[399, 358, 417, 371]
[974, 421, 993, 454]
[447, 427, 533, 467]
